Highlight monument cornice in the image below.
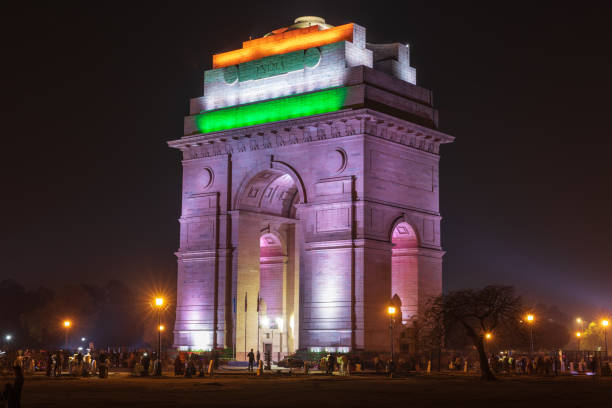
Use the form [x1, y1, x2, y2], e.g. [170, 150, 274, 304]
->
[168, 108, 454, 161]
[361, 197, 442, 217]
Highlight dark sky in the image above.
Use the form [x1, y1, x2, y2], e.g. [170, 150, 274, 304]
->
[2, 2, 611, 319]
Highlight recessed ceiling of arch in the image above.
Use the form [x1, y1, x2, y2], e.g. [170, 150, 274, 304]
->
[260, 233, 284, 258]
[238, 170, 299, 218]
[392, 222, 418, 249]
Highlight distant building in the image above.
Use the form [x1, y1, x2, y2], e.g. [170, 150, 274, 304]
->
[168, 16, 454, 359]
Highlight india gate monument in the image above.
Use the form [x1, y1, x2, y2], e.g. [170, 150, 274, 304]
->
[168, 17, 454, 359]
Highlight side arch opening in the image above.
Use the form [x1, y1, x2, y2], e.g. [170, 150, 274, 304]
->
[391, 221, 419, 325]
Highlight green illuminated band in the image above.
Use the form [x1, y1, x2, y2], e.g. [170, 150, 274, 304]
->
[195, 87, 348, 134]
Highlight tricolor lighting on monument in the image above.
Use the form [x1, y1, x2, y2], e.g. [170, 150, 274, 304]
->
[212, 22, 354, 68]
[169, 16, 454, 357]
[194, 87, 348, 134]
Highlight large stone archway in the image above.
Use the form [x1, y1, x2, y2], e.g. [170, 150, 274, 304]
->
[169, 17, 453, 357]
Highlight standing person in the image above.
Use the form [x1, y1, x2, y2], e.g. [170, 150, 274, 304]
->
[338, 355, 345, 375]
[1, 364, 24, 408]
[197, 356, 205, 377]
[76, 352, 83, 376]
[98, 352, 108, 378]
[46, 353, 53, 377]
[184, 355, 193, 378]
[174, 355, 182, 376]
[54, 351, 62, 377]
[256, 350, 261, 364]
[373, 356, 380, 373]
[142, 353, 151, 377]
[327, 354, 336, 375]
[247, 349, 255, 372]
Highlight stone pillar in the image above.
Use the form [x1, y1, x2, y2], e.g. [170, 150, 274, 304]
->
[285, 223, 300, 353]
[358, 239, 393, 351]
[416, 248, 444, 310]
[299, 201, 354, 350]
[174, 248, 217, 350]
[231, 211, 262, 360]
[173, 190, 221, 350]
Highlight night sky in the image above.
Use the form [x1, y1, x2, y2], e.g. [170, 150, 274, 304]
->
[3, 2, 611, 318]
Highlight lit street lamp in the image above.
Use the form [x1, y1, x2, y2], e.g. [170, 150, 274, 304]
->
[485, 332, 493, 340]
[576, 331, 581, 351]
[63, 320, 72, 350]
[154, 297, 164, 376]
[526, 314, 535, 356]
[388, 306, 397, 365]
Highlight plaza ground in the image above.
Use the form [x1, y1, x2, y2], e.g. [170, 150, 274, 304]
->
[7, 371, 612, 407]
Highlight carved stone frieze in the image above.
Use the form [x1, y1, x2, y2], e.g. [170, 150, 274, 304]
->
[169, 108, 453, 160]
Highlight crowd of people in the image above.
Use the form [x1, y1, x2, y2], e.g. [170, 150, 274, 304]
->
[444, 352, 611, 376]
[0, 349, 171, 378]
[3, 347, 612, 379]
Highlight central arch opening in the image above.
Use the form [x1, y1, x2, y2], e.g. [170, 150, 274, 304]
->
[236, 168, 301, 361]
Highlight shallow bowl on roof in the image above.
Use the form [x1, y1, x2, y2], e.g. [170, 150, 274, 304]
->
[264, 16, 334, 37]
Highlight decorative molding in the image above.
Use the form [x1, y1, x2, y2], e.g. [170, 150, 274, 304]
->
[168, 108, 454, 160]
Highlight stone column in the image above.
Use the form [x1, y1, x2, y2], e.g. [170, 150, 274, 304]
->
[357, 239, 393, 352]
[173, 191, 221, 350]
[299, 202, 355, 351]
[416, 248, 443, 310]
[231, 211, 262, 360]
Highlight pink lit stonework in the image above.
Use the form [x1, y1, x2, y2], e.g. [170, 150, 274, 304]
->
[168, 17, 454, 359]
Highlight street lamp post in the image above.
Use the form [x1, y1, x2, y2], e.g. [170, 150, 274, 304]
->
[155, 297, 164, 376]
[484, 332, 492, 357]
[601, 319, 609, 359]
[576, 331, 581, 351]
[387, 306, 397, 365]
[276, 317, 284, 363]
[63, 320, 72, 350]
[526, 314, 535, 356]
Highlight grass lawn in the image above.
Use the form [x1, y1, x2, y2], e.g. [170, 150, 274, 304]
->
[6, 372, 611, 407]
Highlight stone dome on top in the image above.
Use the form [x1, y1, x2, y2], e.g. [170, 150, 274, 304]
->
[264, 16, 334, 37]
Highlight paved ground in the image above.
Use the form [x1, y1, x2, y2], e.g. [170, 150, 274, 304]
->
[5, 371, 612, 407]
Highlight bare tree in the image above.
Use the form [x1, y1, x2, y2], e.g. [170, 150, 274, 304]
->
[427, 285, 524, 381]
